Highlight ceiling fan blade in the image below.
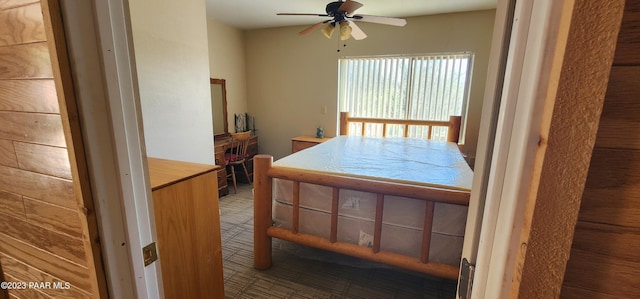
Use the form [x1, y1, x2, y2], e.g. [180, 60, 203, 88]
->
[338, 0, 364, 15]
[352, 14, 407, 26]
[347, 20, 367, 40]
[278, 13, 329, 16]
[299, 21, 328, 36]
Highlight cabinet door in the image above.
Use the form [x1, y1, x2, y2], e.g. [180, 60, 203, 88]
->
[152, 172, 224, 298]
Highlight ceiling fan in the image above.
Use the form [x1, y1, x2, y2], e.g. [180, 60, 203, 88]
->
[277, 0, 407, 41]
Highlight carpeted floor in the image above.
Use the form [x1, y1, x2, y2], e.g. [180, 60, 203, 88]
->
[218, 183, 458, 299]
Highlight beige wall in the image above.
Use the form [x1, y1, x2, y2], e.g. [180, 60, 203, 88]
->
[244, 10, 495, 160]
[207, 18, 248, 134]
[129, 0, 214, 164]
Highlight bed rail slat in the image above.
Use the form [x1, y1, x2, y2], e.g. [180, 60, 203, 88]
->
[266, 227, 459, 280]
[330, 188, 339, 243]
[420, 202, 435, 263]
[292, 181, 300, 234]
[373, 194, 385, 253]
[267, 167, 470, 206]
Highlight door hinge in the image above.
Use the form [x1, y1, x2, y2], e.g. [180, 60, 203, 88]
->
[458, 258, 475, 299]
[142, 242, 158, 266]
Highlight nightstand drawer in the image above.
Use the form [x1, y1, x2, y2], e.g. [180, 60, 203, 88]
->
[292, 141, 317, 153]
[291, 136, 332, 153]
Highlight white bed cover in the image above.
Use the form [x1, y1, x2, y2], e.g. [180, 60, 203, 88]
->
[274, 136, 473, 190]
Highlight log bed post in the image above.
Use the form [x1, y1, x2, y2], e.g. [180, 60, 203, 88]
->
[447, 116, 461, 143]
[253, 155, 273, 270]
[339, 112, 349, 135]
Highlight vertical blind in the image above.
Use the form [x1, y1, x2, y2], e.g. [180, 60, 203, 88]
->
[338, 53, 473, 141]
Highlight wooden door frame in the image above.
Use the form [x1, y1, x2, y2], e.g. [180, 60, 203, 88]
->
[458, 1, 515, 295]
[41, 0, 109, 297]
[461, 0, 572, 295]
[466, 0, 625, 298]
[506, 0, 625, 297]
[57, 0, 163, 298]
[467, 0, 576, 296]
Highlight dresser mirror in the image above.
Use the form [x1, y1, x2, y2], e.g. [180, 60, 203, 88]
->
[210, 78, 229, 138]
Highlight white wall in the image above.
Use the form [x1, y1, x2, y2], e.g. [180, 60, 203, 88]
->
[244, 10, 495, 160]
[129, 0, 213, 164]
[207, 18, 248, 134]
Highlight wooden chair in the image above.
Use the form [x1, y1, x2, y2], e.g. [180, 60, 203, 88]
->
[225, 131, 252, 193]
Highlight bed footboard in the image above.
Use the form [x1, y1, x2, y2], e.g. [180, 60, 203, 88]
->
[253, 154, 469, 280]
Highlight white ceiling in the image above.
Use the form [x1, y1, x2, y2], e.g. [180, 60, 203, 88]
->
[205, 0, 497, 30]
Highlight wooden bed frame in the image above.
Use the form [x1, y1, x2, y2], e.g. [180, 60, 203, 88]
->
[253, 113, 468, 280]
[339, 112, 462, 142]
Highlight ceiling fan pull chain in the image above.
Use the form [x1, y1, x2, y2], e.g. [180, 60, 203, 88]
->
[337, 40, 347, 53]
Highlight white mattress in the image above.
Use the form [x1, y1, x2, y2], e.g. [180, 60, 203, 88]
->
[272, 136, 473, 266]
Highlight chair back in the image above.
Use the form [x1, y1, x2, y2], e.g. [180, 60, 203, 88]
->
[226, 131, 252, 164]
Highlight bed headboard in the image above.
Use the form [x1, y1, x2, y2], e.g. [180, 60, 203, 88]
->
[339, 112, 462, 143]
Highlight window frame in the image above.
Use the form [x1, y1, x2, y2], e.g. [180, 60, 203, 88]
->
[338, 52, 475, 143]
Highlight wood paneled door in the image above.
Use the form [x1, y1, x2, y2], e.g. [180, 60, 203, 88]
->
[561, 0, 640, 297]
[0, 0, 107, 298]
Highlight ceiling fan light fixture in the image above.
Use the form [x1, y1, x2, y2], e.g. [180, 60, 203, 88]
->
[339, 21, 352, 40]
[322, 23, 335, 39]
[279, 0, 407, 42]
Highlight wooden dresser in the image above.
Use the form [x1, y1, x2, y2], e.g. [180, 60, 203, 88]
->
[291, 135, 332, 153]
[147, 158, 224, 298]
[215, 135, 258, 196]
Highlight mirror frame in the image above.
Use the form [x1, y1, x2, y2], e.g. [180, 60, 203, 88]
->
[211, 78, 229, 139]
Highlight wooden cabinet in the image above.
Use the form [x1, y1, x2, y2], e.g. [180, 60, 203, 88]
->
[215, 135, 258, 194]
[147, 158, 224, 299]
[291, 135, 332, 153]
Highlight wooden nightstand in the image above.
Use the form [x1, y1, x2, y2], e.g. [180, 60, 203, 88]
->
[291, 135, 332, 153]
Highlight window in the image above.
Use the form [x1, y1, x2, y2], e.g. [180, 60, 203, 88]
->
[338, 53, 473, 142]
